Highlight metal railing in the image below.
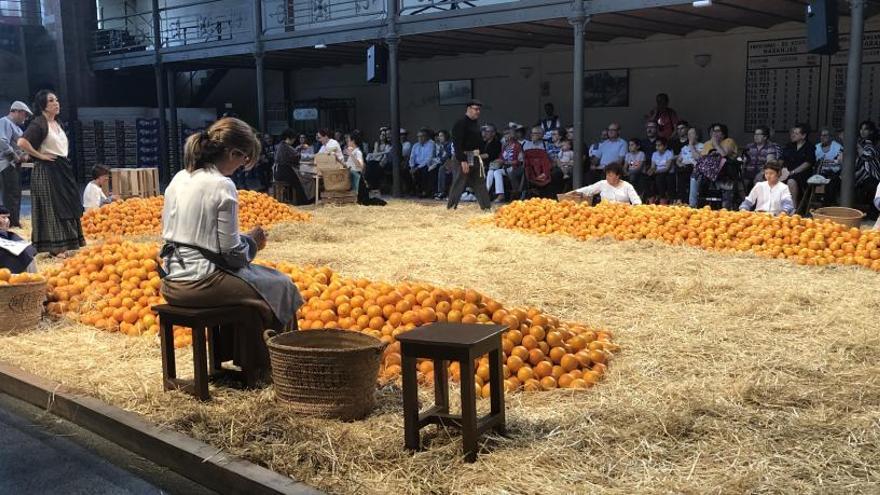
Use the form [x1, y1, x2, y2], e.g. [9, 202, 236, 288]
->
[0, 0, 42, 26]
[399, 0, 513, 16]
[272, 0, 386, 35]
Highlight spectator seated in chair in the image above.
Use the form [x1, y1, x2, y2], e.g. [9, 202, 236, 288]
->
[523, 126, 563, 199]
[739, 160, 794, 216]
[0, 206, 37, 274]
[561, 162, 642, 205]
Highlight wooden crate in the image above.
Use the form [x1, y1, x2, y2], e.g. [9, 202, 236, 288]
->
[321, 190, 357, 205]
[111, 168, 160, 198]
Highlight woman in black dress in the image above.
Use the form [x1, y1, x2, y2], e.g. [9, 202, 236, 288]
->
[17, 90, 84, 256]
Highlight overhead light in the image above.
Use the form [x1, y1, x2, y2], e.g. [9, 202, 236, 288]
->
[113, 67, 120, 71]
[314, 44, 327, 49]
[692, 0, 712, 7]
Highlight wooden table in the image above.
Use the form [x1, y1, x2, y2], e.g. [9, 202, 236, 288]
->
[396, 322, 507, 462]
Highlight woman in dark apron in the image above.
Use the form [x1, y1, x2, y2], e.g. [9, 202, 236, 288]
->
[159, 117, 303, 370]
[17, 90, 85, 256]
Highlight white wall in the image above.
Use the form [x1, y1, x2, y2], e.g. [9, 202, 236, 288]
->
[289, 17, 880, 144]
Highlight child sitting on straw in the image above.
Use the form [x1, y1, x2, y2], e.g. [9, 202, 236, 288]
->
[562, 162, 642, 205]
[739, 160, 794, 216]
[82, 164, 116, 211]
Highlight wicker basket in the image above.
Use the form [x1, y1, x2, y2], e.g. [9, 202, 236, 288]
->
[264, 329, 385, 420]
[0, 281, 47, 333]
[811, 207, 865, 228]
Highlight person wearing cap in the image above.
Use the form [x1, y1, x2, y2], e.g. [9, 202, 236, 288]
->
[17, 90, 85, 256]
[448, 100, 492, 210]
[0, 206, 37, 274]
[0, 101, 32, 228]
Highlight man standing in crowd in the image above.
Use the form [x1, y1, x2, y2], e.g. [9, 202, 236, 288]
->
[448, 100, 491, 211]
[0, 101, 32, 228]
[641, 121, 660, 158]
[671, 121, 690, 155]
[590, 123, 627, 184]
[783, 123, 816, 209]
[646, 93, 679, 140]
[539, 103, 561, 142]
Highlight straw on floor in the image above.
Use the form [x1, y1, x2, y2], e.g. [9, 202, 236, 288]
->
[2, 200, 879, 494]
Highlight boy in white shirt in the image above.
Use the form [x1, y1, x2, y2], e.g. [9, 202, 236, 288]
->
[740, 161, 794, 216]
[82, 165, 115, 210]
[562, 162, 642, 205]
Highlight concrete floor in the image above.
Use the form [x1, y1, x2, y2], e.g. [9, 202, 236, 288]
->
[0, 393, 215, 495]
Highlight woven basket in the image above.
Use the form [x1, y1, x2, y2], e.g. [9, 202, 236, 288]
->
[811, 207, 865, 228]
[0, 281, 46, 333]
[264, 329, 385, 420]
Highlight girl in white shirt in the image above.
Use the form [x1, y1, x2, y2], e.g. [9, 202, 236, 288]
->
[651, 138, 675, 205]
[344, 133, 366, 198]
[739, 161, 794, 216]
[82, 165, 115, 210]
[563, 162, 642, 205]
[161, 118, 303, 341]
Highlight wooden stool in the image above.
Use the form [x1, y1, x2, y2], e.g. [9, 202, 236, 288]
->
[272, 181, 293, 204]
[153, 304, 265, 401]
[396, 322, 507, 462]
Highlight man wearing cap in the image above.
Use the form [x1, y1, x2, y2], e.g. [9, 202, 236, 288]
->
[448, 100, 492, 210]
[0, 101, 31, 227]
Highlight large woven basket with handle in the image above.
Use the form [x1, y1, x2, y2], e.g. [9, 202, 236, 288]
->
[264, 329, 385, 420]
[0, 281, 46, 333]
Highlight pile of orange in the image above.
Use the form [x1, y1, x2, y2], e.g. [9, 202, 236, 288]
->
[82, 191, 311, 239]
[260, 261, 619, 395]
[41, 240, 196, 348]
[0, 269, 45, 286]
[45, 241, 618, 393]
[495, 199, 880, 270]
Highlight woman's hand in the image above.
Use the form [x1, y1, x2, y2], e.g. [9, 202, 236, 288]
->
[249, 226, 268, 251]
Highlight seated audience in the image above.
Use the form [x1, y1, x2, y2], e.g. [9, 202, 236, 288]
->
[590, 122, 627, 183]
[82, 165, 115, 210]
[651, 138, 675, 205]
[782, 123, 816, 208]
[675, 126, 702, 205]
[739, 161, 794, 216]
[345, 132, 366, 194]
[557, 141, 574, 180]
[743, 125, 781, 194]
[523, 126, 562, 198]
[0, 206, 37, 274]
[563, 162, 642, 205]
[316, 128, 344, 165]
[815, 126, 843, 206]
[160, 118, 303, 369]
[624, 138, 646, 196]
[434, 129, 453, 199]
[409, 128, 438, 198]
[690, 123, 739, 210]
[481, 124, 505, 202]
[501, 125, 525, 200]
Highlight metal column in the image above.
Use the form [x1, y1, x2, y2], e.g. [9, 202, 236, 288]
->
[570, 4, 588, 189]
[167, 69, 179, 174]
[283, 70, 293, 128]
[841, 0, 866, 207]
[254, 0, 266, 133]
[386, 0, 401, 197]
[152, 0, 168, 184]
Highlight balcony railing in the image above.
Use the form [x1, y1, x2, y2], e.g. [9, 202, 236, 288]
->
[399, 0, 514, 16]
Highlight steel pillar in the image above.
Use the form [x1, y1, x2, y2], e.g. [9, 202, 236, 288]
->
[570, 4, 588, 189]
[841, 0, 866, 207]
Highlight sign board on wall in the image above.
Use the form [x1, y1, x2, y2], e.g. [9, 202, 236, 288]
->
[745, 38, 822, 133]
[744, 32, 880, 133]
[293, 108, 318, 121]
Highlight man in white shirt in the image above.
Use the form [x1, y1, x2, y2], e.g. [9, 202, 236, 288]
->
[82, 165, 115, 210]
[0, 101, 32, 227]
[589, 122, 627, 183]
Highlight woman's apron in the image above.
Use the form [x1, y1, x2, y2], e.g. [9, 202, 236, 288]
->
[160, 239, 303, 328]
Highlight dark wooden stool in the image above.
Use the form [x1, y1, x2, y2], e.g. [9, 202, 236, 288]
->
[153, 304, 266, 401]
[396, 322, 507, 462]
[272, 181, 293, 204]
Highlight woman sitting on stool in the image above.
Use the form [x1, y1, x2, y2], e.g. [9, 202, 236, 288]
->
[561, 162, 642, 205]
[160, 118, 303, 368]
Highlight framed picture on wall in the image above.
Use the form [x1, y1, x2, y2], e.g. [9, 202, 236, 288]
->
[584, 69, 629, 108]
[438, 79, 473, 106]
